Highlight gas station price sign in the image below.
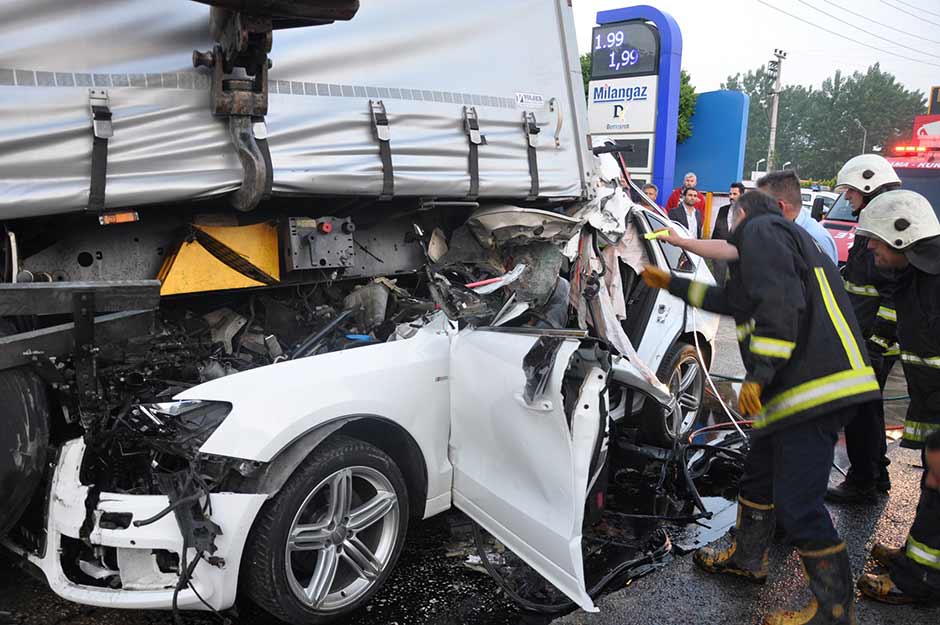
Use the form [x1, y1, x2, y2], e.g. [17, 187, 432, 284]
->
[590, 21, 660, 79]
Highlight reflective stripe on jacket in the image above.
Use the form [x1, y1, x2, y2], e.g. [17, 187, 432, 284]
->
[894, 267, 940, 449]
[669, 213, 879, 436]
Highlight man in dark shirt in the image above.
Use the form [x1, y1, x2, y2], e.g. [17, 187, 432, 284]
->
[710, 181, 745, 286]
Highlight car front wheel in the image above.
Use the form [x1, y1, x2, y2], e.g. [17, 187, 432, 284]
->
[242, 435, 408, 624]
[639, 342, 704, 447]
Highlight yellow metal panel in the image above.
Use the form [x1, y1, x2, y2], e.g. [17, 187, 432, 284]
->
[159, 223, 280, 296]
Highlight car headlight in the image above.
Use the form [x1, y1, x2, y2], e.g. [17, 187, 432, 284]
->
[130, 400, 232, 455]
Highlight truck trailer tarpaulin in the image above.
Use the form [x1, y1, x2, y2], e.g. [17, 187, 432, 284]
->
[0, 0, 591, 219]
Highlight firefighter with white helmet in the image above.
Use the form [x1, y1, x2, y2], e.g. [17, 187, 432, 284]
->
[852, 189, 940, 605]
[826, 154, 903, 503]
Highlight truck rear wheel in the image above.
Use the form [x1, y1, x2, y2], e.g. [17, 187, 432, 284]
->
[0, 332, 50, 536]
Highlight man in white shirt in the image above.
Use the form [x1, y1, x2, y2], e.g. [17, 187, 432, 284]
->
[710, 182, 745, 285]
[667, 187, 702, 238]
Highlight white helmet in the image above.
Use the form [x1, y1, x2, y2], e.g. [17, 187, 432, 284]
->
[834, 154, 901, 195]
[856, 190, 940, 249]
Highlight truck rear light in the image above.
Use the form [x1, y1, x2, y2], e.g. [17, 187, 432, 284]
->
[98, 210, 140, 225]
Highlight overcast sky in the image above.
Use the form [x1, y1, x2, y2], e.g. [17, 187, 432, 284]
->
[573, 0, 938, 98]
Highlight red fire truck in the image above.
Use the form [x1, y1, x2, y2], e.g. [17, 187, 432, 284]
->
[822, 114, 940, 264]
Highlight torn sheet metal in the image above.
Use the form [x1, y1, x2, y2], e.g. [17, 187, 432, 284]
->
[570, 230, 666, 396]
[468, 205, 584, 247]
[602, 220, 651, 320]
[522, 336, 565, 403]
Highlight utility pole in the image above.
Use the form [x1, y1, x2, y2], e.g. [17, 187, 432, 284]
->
[766, 49, 787, 171]
[854, 118, 868, 153]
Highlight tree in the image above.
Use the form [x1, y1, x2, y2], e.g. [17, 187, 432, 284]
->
[580, 53, 698, 143]
[677, 70, 697, 144]
[723, 63, 925, 179]
[580, 53, 591, 97]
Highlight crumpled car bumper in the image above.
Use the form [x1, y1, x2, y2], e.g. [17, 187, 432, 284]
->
[10, 438, 266, 611]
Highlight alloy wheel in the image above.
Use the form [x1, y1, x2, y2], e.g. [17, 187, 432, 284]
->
[284, 465, 400, 611]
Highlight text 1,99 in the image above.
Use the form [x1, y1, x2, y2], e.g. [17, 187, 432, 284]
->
[608, 48, 639, 71]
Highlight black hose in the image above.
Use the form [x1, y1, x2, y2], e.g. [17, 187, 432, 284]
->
[133, 492, 203, 527]
[292, 309, 354, 358]
[679, 446, 712, 519]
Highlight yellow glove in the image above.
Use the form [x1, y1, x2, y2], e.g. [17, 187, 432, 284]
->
[738, 381, 763, 417]
[641, 265, 671, 290]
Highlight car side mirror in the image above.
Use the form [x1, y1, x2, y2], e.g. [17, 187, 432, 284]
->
[811, 197, 825, 222]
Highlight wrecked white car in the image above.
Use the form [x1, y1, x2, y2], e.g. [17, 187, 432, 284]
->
[0, 0, 719, 622]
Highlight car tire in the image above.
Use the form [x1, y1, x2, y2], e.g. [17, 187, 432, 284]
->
[0, 322, 50, 537]
[242, 435, 409, 625]
[638, 342, 704, 448]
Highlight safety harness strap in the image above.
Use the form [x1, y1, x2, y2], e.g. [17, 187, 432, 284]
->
[464, 106, 483, 199]
[523, 111, 541, 200]
[370, 100, 394, 200]
[88, 89, 113, 213]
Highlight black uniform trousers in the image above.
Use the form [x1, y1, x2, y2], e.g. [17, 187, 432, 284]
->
[843, 344, 895, 484]
[739, 408, 853, 550]
[890, 482, 940, 602]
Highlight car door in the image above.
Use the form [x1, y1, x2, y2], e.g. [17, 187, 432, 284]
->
[448, 328, 605, 613]
[632, 210, 700, 367]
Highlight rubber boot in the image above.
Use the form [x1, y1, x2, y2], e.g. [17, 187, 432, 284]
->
[870, 542, 902, 568]
[876, 466, 891, 494]
[694, 497, 774, 583]
[857, 572, 915, 605]
[763, 543, 855, 625]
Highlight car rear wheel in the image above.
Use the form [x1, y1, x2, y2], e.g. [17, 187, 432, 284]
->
[243, 435, 408, 624]
[0, 322, 50, 537]
[638, 342, 704, 448]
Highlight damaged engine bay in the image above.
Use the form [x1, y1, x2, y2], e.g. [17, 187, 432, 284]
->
[4, 166, 745, 621]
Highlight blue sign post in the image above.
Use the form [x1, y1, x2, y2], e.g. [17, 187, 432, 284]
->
[591, 6, 683, 204]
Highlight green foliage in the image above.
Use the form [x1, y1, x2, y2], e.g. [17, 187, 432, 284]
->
[723, 63, 926, 180]
[801, 177, 837, 190]
[677, 70, 697, 144]
[580, 53, 591, 97]
[580, 53, 698, 144]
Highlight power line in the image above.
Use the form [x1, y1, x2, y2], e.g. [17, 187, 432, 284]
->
[819, 0, 940, 45]
[754, 0, 940, 69]
[881, 0, 940, 29]
[891, 0, 940, 20]
[795, 0, 940, 59]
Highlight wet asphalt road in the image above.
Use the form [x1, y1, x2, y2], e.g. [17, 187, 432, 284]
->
[551, 444, 939, 625]
[0, 320, 931, 625]
[551, 320, 938, 625]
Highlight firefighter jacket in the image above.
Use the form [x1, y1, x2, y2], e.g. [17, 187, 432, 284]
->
[668, 213, 880, 436]
[844, 233, 899, 356]
[895, 264, 940, 449]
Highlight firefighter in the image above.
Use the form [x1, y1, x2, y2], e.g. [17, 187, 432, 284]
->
[827, 154, 902, 503]
[642, 190, 880, 625]
[849, 189, 940, 604]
